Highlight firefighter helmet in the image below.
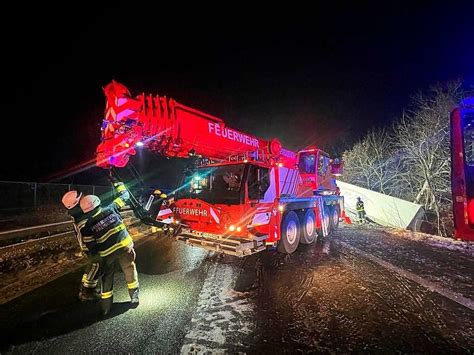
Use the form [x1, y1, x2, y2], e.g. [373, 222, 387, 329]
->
[61, 191, 83, 209]
[80, 195, 101, 213]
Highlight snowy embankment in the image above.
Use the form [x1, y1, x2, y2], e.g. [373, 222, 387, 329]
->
[387, 228, 473, 257]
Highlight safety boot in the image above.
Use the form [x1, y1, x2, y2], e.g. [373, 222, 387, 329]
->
[100, 296, 113, 316]
[129, 287, 140, 307]
[78, 286, 100, 302]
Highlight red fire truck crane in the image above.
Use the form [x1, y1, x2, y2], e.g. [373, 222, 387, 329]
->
[450, 94, 474, 241]
[96, 80, 347, 256]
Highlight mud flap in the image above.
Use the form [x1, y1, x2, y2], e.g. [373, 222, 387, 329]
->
[322, 207, 329, 237]
[320, 199, 330, 237]
[341, 210, 352, 224]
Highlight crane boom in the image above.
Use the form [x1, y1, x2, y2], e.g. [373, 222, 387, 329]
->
[97, 81, 293, 168]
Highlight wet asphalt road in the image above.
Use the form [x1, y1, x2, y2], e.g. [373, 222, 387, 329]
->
[1, 225, 473, 353]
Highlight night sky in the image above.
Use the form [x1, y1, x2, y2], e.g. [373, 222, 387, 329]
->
[1, 1, 473, 187]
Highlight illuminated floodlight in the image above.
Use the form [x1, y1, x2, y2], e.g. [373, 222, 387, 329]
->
[136, 141, 144, 147]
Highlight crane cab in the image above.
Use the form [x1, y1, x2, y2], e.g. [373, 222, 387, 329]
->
[297, 148, 340, 195]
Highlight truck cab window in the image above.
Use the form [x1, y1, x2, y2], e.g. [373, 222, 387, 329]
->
[298, 152, 317, 174]
[318, 154, 330, 176]
[248, 165, 270, 200]
[176, 165, 244, 204]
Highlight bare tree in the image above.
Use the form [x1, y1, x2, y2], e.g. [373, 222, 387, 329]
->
[342, 128, 402, 195]
[393, 80, 462, 235]
[341, 80, 462, 236]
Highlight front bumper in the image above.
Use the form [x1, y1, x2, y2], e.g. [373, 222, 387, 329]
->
[176, 228, 268, 257]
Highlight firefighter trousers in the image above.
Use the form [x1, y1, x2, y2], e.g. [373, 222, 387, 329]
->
[100, 247, 139, 301]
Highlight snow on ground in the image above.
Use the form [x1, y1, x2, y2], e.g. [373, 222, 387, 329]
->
[387, 228, 473, 256]
[336, 224, 474, 300]
[181, 258, 254, 354]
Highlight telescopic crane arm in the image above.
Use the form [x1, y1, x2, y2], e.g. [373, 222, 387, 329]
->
[97, 81, 293, 169]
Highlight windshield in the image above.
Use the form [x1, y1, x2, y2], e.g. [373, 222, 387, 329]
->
[176, 164, 245, 205]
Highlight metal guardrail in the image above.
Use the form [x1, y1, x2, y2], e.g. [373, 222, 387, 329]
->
[0, 208, 135, 242]
[3, 231, 78, 250]
[0, 221, 72, 241]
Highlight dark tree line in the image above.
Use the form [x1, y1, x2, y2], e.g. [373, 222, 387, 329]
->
[341, 80, 463, 236]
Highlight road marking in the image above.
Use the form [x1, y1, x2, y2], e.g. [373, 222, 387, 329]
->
[181, 262, 254, 354]
[338, 241, 474, 311]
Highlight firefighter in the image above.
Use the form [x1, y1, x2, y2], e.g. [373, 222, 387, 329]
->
[148, 189, 168, 221]
[61, 191, 101, 301]
[79, 181, 139, 316]
[356, 197, 366, 223]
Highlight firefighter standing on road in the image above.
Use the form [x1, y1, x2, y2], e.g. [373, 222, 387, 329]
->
[61, 191, 100, 301]
[356, 197, 366, 224]
[79, 180, 139, 316]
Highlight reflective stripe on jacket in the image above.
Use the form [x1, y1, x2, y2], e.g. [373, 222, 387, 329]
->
[80, 183, 132, 257]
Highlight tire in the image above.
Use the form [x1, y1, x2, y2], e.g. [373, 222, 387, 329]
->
[300, 209, 317, 244]
[317, 207, 330, 238]
[278, 211, 301, 254]
[329, 205, 340, 231]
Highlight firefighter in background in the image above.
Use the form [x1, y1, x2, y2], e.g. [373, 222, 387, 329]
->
[61, 191, 100, 301]
[79, 181, 139, 316]
[356, 197, 367, 223]
[147, 189, 168, 223]
[146, 189, 180, 235]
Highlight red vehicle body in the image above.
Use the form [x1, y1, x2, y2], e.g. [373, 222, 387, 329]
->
[450, 95, 474, 241]
[97, 81, 346, 256]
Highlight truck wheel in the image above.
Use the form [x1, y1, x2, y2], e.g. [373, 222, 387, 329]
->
[317, 207, 330, 238]
[329, 205, 340, 230]
[300, 209, 317, 244]
[278, 211, 301, 254]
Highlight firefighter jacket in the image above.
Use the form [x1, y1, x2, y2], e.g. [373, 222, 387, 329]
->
[80, 183, 133, 258]
[356, 201, 365, 212]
